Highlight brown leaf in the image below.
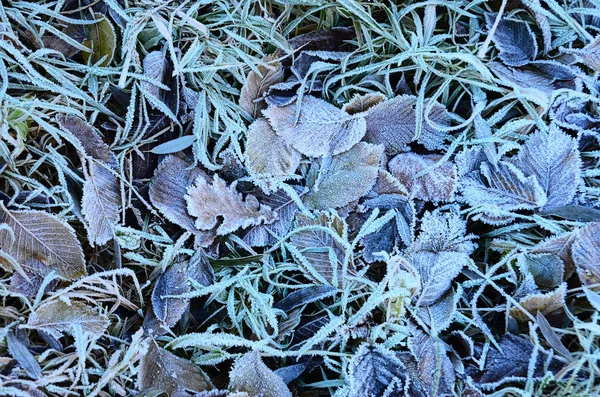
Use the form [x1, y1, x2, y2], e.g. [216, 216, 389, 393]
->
[240, 56, 284, 119]
[572, 222, 600, 288]
[342, 92, 386, 115]
[138, 343, 214, 396]
[229, 352, 292, 397]
[245, 118, 301, 189]
[27, 300, 108, 338]
[0, 204, 85, 279]
[186, 175, 277, 236]
[510, 283, 566, 322]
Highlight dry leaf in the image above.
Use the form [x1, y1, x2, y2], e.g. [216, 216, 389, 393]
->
[510, 283, 566, 322]
[388, 153, 457, 202]
[56, 114, 117, 168]
[229, 352, 292, 397]
[245, 118, 301, 188]
[240, 56, 284, 119]
[342, 92, 386, 115]
[152, 262, 190, 329]
[138, 343, 214, 396]
[82, 162, 120, 246]
[9, 258, 58, 297]
[186, 175, 277, 236]
[304, 142, 382, 209]
[0, 204, 85, 279]
[572, 222, 600, 288]
[149, 155, 208, 231]
[263, 95, 366, 158]
[27, 300, 108, 338]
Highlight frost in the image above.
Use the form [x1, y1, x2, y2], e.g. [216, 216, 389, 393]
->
[152, 261, 191, 329]
[229, 352, 292, 397]
[27, 300, 108, 338]
[388, 153, 457, 203]
[514, 126, 581, 209]
[245, 118, 301, 190]
[290, 212, 347, 285]
[342, 92, 386, 115]
[304, 142, 382, 209]
[240, 55, 284, 119]
[416, 288, 457, 334]
[409, 251, 468, 305]
[518, 253, 565, 289]
[242, 188, 300, 247]
[572, 222, 600, 288]
[409, 326, 456, 396]
[0, 205, 85, 279]
[186, 175, 276, 235]
[149, 155, 207, 232]
[364, 95, 452, 153]
[485, 13, 537, 66]
[347, 343, 407, 397]
[410, 208, 477, 255]
[138, 342, 214, 396]
[459, 160, 547, 224]
[510, 283, 566, 322]
[263, 95, 366, 158]
[81, 162, 120, 246]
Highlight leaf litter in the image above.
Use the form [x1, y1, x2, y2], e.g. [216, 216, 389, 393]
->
[1, 1, 600, 396]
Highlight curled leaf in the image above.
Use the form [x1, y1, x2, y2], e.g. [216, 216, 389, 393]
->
[240, 56, 284, 119]
[510, 283, 566, 323]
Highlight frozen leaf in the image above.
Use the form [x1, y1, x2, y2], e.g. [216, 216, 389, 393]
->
[531, 232, 576, 279]
[518, 253, 564, 289]
[514, 126, 581, 209]
[187, 250, 214, 287]
[485, 13, 537, 66]
[510, 283, 566, 322]
[304, 142, 382, 209]
[239, 56, 284, 119]
[56, 114, 117, 167]
[186, 175, 277, 236]
[364, 95, 452, 153]
[82, 13, 116, 67]
[410, 327, 456, 396]
[536, 312, 572, 359]
[410, 209, 476, 255]
[138, 343, 214, 396]
[142, 51, 169, 102]
[572, 222, 600, 288]
[263, 95, 366, 158]
[388, 153, 457, 203]
[82, 162, 120, 246]
[410, 251, 468, 305]
[370, 169, 409, 197]
[290, 212, 347, 285]
[229, 352, 292, 397]
[347, 343, 407, 397]
[245, 118, 301, 188]
[242, 188, 300, 247]
[274, 285, 337, 312]
[541, 204, 600, 222]
[152, 262, 190, 329]
[6, 330, 42, 379]
[289, 27, 356, 52]
[342, 92, 386, 115]
[0, 205, 85, 279]
[27, 300, 108, 338]
[459, 160, 547, 223]
[574, 36, 600, 71]
[149, 155, 208, 232]
[416, 288, 457, 334]
[291, 50, 349, 91]
[9, 258, 58, 298]
[469, 334, 551, 387]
